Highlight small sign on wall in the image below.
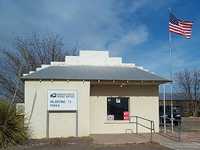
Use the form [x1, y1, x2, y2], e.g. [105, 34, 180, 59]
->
[107, 115, 114, 120]
[48, 90, 77, 111]
[123, 111, 129, 120]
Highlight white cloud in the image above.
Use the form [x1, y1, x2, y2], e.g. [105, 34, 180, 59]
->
[108, 26, 148, 55]
[0, 0, 151, 52]
[2, 0, 198, 80]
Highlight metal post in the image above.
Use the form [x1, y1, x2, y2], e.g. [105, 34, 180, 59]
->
[76, 91, 78, 137]
[46, 111, 49, 138]
[150, 121, 152, 142]
[178, 120, 181, 142]
[136, 116, 138, 134]
[163, 85, 166, 133]
[169, 21, 174, 133]
[170, 84, 174, 133]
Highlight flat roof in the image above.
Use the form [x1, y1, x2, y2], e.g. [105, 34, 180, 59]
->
[22, 65, 170, 83]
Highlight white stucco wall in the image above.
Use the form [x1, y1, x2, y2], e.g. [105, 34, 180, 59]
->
[25, 81, 159, 138]
[25, 80, 90, 139]
[90, 84, 159, 134]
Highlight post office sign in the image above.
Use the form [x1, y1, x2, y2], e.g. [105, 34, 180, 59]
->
[48, 90, 77, 111]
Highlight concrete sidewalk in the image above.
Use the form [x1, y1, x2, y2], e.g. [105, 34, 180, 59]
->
[91, 134, 150, 144]
[91, 133, 200, 150]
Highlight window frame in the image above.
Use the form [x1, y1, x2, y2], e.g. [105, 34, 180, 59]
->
[106, 96, 130, 122]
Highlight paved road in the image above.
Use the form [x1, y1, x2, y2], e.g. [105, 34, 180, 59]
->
[153, 134, 200, 150]
[159, 141, 200, 150]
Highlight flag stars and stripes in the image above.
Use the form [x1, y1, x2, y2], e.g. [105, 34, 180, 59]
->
[169, 13, 193, 39]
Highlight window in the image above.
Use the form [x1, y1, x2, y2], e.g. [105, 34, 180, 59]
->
[107, 97, 129, 120]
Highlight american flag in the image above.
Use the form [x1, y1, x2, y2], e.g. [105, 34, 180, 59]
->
[169, 13, 193, 39]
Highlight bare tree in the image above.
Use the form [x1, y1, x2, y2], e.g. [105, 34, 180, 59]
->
[175, 69, 200, 116]
[0, 33, 78, 102]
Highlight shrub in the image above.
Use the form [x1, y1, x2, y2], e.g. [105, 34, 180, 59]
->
[0, 100, 28, 148]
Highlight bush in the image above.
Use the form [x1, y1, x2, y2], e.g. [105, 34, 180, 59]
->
[0, 100, 28, 148]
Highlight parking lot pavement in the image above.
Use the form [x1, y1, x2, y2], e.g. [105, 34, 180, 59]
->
[159, 141, 200, 150]
[7, 137, 172, 150]
[153, 133, 200, 150]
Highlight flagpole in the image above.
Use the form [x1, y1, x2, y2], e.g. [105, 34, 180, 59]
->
[168, 9, 193, 133]
[169, 25, 174, 133]
[163, 84, 166, 133]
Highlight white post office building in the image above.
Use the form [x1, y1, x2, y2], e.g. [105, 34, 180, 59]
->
[22, 50, 169, 139]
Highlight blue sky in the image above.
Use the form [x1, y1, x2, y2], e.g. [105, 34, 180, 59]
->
[0, 0, 200, 80]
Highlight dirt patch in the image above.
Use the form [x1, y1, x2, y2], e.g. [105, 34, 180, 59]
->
[6, 137, 172, 150]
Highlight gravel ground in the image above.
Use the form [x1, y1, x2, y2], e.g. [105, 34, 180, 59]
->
[5, 137, 172, 150]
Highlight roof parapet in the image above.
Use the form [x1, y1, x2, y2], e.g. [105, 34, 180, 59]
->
[23, 50, 151, 77]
